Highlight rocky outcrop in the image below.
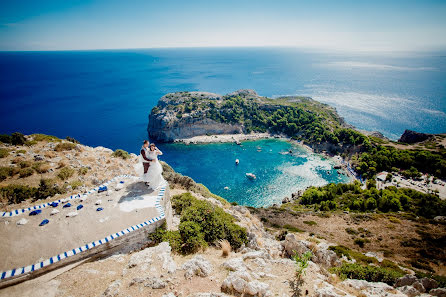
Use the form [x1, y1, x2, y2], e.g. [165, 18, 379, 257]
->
[398, 129, 432, 144]
[148, 91, 246, 142]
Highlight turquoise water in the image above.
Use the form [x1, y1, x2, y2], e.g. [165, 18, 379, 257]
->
[1, 48, 444, 206]
[161, 139, 350, 207]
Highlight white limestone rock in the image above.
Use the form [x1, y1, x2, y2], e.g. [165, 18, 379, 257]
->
[66, 211, 78, 217]
[342, 279, 406, 297]
[17, 218, 28, 225]
[221, 258, 246, 272]
[181, 255, 213, 279]
[101, 280, 121, 297]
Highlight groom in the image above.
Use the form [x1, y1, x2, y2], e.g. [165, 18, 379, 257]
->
[141, 140, 154, 185]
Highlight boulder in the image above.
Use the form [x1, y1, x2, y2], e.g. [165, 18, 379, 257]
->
[221, 271, 271, 297]
[394, 274, 417, 287]
[430, 288, 446, 297]
[397, 285, 420, 297]
[314, 281, 354, 297]
[411, 280, 425, 293]
[242, 250, 271, 260]
[313, 243, 340, 267]
[434, 216, 446, 223]
[144, 276, 166, 289]
[181, 255, 213, 279]
[281, 233, 310, 258]
[420, 277, 438, 291]
[101, 280, 121, 297]
[342, 279, 406, 297]
[221, 258, 246, 272]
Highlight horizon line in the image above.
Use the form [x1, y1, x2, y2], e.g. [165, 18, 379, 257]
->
[1, 45, 446, 54]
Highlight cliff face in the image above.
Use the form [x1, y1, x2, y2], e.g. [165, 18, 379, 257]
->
[148, 90, 254, 142]
[148, 112, 243, 142]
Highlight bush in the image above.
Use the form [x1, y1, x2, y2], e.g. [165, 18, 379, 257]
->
[19, 167, 34, 178]
[0, 167, 14, 181]
[303, 220, 317, 226]
[0, 184, 37, 204]
[19, 161, 32, 168]
[65, 136, 79, 144]
[354, 238, 367, 248]
[78, 167, 88, 175]
[333, 263, 404, 285]
[32, 162, 50, 173]
[54, 142, 76, 152]
[11, 132, 26, 145]
[57, 167, 75, 180]
[32, 134, 60, 142]
[70, 180, 83, 190]
[0, 148, 8, 158]
[35, 179, 64, 200]
[0, 134, 12, 144]
[170, 193, 247, 252]
[112, 149, 130, 159]
[179, 221, 207, 254]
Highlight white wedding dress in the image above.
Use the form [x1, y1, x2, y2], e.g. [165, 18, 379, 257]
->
[134, 147, 166, 190]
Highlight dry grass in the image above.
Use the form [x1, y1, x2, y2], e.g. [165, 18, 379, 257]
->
[57, 161, 67, 169]
[218, 239, 231, 257]
[44, 151, 56, 158]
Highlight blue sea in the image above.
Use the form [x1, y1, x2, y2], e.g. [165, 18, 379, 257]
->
[1, 48, 445, 206]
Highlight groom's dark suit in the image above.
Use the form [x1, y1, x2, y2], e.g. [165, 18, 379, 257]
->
[141, 148, 153, 174]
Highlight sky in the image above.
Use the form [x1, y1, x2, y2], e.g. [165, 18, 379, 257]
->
[0, 0, 446, 51]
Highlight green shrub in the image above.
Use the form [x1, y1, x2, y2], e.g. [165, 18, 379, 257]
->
[32, 134, 61, 142]
[65, 136, 79, 144]
[179, 221, 207, 254]
[354, 238, 367, 248]
[57, 167, 75, 180]
[172, 192, 195, 214]
[112, 149, 130, 159]
[0, 148, 9, 158]
[173, 192, 247, 251]
[333, 263, 404, 285]
[19, 167, 34, 178]
[19, 161, 32, 168]
[70, 180, 83, 190]
[303, 220, 317, 226]
[0, 184, 37, 204]
[283, 224, 304, 233]
[78, 167, 88, 175]
[54, 142, 76, 152]
[35, 179, 64, 200]
[328, 245, 377, 264]
[16, 149, 26, 154]
[0, 134, 12, 144]
[0, 167, 13, 181]
[11, 132, 26, 145]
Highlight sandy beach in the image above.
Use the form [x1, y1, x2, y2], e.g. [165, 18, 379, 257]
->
[174, 132, 275, 144]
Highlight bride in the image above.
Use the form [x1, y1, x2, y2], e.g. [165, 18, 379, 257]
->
[135, 141, 166, 190]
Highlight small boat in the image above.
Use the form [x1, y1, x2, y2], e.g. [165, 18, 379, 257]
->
[224, 186, 230, 190]
[235, 159, 239, 165]
[246, 173, 256, 180]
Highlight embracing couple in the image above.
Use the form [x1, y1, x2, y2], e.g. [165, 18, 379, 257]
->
[134, 140, 166, 190]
